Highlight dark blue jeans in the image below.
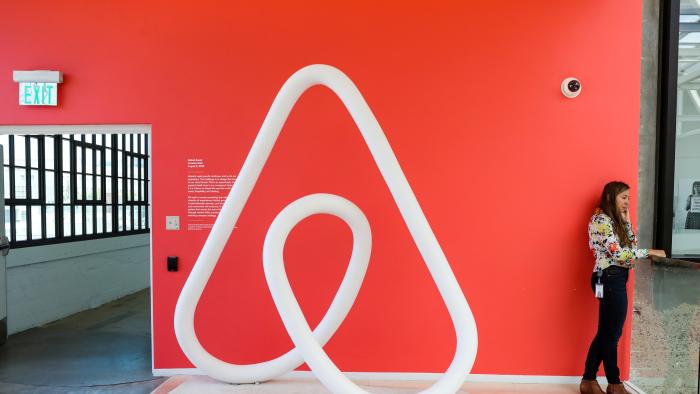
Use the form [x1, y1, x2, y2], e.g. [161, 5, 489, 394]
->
[583, 265, 629, 384]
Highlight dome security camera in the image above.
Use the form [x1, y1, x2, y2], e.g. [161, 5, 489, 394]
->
[561, 77, 581, 98]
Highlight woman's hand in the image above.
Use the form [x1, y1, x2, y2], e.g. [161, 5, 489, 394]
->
[648, 249, 667, 258]
[621, 209, 631, 223]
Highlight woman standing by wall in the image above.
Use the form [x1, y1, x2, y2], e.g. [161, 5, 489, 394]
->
[580, 181, 666, 394]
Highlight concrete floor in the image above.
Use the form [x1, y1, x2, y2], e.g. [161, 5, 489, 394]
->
[0, 289, 165, 394]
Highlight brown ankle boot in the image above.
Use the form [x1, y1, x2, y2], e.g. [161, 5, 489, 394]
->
[580, 379, 605, 394]
[605, 383, 631, 394]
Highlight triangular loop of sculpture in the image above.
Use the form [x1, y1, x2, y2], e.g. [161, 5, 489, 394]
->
[174, 64, 478, 394]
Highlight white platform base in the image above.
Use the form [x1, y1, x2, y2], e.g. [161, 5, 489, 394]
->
[154, 375, 586, 394]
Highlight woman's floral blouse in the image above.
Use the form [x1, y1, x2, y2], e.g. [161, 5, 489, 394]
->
[588, 210, 648, 271]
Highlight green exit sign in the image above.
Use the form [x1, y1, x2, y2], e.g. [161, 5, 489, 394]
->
[19, 82, 58, 106]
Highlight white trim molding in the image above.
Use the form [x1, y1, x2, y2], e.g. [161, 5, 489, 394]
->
[624, 381, 647, 394]
[0, 124, 151, 135]
[152, 369, 614, 386]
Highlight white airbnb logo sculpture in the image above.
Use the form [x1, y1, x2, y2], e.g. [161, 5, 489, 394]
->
[174, 64, 478, 393]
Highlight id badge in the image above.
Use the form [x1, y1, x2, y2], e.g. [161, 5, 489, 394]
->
[595, 283, 604, 299]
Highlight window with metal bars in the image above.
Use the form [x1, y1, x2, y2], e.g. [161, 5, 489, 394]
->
[1, 133, 150, 247]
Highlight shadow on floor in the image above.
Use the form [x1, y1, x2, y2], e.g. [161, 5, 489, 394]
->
[0, 289, 165, 394]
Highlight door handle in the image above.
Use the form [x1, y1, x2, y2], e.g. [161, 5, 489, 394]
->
[0, 235, 10, 256]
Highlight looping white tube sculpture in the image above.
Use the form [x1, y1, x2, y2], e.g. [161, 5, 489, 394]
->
[174, 64, 478, 394]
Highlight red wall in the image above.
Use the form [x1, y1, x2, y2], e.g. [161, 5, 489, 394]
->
[0, 1, 642, 378]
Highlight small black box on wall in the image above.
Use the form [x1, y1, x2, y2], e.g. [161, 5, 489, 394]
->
[167, 256, 178, 272]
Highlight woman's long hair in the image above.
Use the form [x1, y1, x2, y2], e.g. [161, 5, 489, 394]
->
[599, 181, 632, 247]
